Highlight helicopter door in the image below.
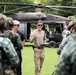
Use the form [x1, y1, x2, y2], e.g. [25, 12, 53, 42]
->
[27, 23, 31, 41]
[48, 23, 63, 48]
[18, 22, 27, 40]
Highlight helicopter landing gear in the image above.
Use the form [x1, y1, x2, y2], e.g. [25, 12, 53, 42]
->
[48, 41, 56, 48]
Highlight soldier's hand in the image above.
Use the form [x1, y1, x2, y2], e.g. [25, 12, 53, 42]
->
[33, 34, 37, 38]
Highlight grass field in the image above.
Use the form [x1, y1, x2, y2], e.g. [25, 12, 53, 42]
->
[22, 44, 58, 75]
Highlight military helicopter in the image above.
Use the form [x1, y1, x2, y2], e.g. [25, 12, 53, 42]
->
[0, 3, 75, 47]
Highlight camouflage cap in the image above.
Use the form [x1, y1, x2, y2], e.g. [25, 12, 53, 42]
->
[0, 14, 4, 23]
[67, 16, 76, 21]
[67, 20, 76, 30]
[0, 14, 8, 23]
[7, 17, 13, 24]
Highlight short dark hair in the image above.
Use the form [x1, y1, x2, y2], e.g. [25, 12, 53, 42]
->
[0, 22, 5, 30]
[0, 22, 5, 33]
[37, 20, 43, 24]
[68, 21, 76, 30]
[71, 25, 76, 32]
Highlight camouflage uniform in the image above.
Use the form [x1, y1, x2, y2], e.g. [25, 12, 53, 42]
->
[3, 16, 23, 51]
[0, 14, 21, 75]
[62, 29, 70, 38]
[30, 29, 46, 75]
[0, 14, 19, 75]
[0, 34, 19, 75]
[54, 33, 76, 75]
[57, 33, 72, 55]
[4, 30, 23, 51]
[57, 21, 75, 55]
[4, 24, 22, 75]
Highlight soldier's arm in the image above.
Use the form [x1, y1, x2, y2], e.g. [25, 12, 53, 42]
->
[57, 37, 67, 55]
[43, 31, 46, 43]
[30, 31, 36, 43]
[4, 38, 19, 67]
[15, 33, 23, 50]
[54, 50, 71, 75]
[57, 35, 73, 55]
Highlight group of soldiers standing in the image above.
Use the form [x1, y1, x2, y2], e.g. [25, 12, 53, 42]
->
[0, 14, 25, 75]
[1, 12, 76, 75]
[30, 16, 76, 75]
[0, 13, 45, 75]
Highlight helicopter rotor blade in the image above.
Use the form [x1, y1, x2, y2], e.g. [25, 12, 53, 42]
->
[0, 3, 76, 9]
[3, 6, 72, 14]
[3, 7, 72, 14]
[50, 8, 72, 13]
[44, 5, 76, 9]
[3, 6, 32, 14]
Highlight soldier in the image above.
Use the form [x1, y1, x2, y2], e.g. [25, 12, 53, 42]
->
[4, 16, 23, 52]
[30, 20, 46, 75]
[0, 14, 19, 75]
[12, 20, 25, 75]
[57, 20, 76, 56]
[3, 16, 23, 74]
[54, 22, 76, 75]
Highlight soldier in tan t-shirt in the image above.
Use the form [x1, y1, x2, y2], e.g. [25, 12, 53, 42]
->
[30, 20, 46, 75]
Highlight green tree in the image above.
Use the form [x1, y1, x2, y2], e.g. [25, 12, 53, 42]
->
[58, 0, 73, 17]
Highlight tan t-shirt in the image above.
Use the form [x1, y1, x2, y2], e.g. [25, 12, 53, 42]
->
[30, 29, 46, 46]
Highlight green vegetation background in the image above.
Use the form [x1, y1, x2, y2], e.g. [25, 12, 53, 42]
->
[22, 42, 58, 75]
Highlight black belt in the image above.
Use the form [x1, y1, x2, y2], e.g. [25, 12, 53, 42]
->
[32, 46, 43, 49]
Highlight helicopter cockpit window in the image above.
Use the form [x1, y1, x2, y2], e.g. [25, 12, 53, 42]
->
[54, 24, 63, 34]
[42, 24, 49, 39]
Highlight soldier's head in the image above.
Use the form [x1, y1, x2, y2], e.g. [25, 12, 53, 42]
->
[6, 17, 13, 29]
[37, 20, 43, 30]
[12, 20, 20, 31]
[67, 16, 76, 25]
[67, 20, 76, 33]
[0, 14, 7, 33]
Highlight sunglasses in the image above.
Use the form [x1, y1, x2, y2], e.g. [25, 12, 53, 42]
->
[38, 24, 43, 26]
[14, 25, 19, 26]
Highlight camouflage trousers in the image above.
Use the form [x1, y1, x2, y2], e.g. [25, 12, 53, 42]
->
[34, 48, 45, 75]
